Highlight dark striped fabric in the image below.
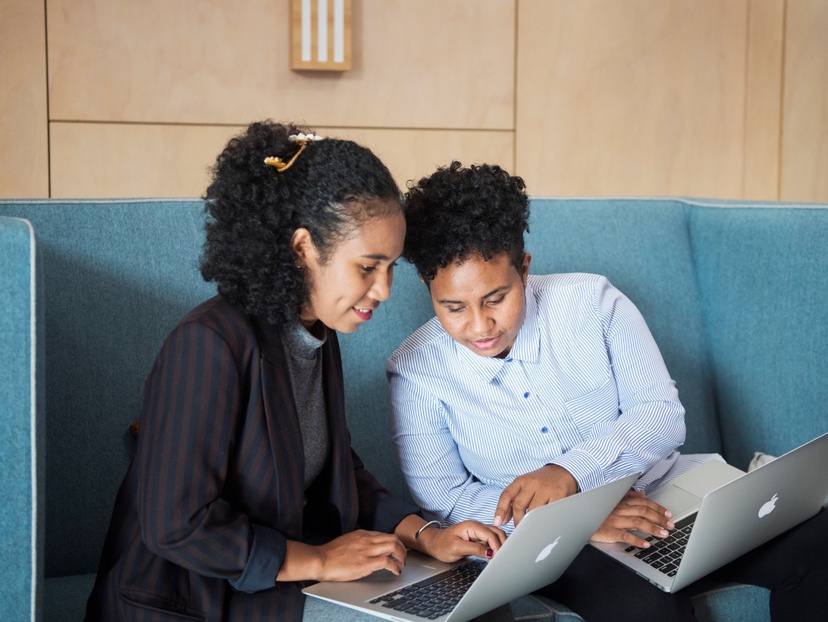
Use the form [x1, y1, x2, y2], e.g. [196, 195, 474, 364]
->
[85, 296, 416, 621]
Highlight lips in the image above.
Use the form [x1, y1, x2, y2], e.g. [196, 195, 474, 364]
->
[353, 307, 374, 321]
[472, 335, 500, 351]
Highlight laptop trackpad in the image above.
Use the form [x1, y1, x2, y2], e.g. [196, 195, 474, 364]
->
[647, 486, 701, 519]
[674, 461, 745, 498]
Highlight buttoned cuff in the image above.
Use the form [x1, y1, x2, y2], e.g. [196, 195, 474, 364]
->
[549, 449, 605, 492]
[229, 524, 287, 593]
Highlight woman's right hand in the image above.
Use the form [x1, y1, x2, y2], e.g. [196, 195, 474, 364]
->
[590, 490, 675, 549]
[278, 530, 408, 583]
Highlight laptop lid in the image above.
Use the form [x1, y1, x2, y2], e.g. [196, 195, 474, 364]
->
[303, 472, 639, 622]
[592, 432, 828, 593]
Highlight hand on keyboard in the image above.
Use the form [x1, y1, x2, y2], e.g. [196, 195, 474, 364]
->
[590, 490, 676, 548]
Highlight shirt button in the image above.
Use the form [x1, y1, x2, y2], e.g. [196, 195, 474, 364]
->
[523, 391, 530, 398]
[541, 427, 549, 433]
[505, 357, 513, 362]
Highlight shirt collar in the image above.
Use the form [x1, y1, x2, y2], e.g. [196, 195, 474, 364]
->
[451, 278, 540, 383]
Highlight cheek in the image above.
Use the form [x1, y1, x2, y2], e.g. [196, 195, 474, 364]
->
[436, 313, 462, 339]
[505, 304, 526, 334]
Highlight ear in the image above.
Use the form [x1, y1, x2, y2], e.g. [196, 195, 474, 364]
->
[290, 228, 317, 266]
[520, 253, 532, 286]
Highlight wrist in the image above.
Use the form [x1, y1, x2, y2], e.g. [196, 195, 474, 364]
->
[414, 520, 442, 553]
[545, 464, 579, 495]
[278, 540, 325, 582]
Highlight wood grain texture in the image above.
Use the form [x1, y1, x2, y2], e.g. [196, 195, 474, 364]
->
[0, 0, 48, 198]
[780, 0, 828, 202]
[47, 0, 514, 129]
[49, 123, 239, 198]
[1, 0, 822, 200]
[516, 0, 748, 198]
[743, 0, 785, 200]
[49, 122, 513, 198]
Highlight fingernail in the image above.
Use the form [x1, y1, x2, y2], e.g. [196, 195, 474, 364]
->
[493, 516, 502, 527]
[665, 511, 673, 518]
[486, 548, 494, 558]
[660, 530, 669, 537]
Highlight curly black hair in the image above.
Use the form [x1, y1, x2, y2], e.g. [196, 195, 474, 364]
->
[200, 120, 401, 325]
[403, 161, 529, 283]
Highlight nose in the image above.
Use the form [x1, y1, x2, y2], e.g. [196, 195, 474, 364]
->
[369, 267, 393, 302]
[469, 307, 493, 335]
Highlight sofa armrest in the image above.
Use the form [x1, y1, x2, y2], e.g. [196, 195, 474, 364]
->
[0, 216, 44, 620]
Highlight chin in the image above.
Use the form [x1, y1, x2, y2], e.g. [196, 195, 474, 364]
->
[332, 318, 364, 334]
[338, 324, 362, 334]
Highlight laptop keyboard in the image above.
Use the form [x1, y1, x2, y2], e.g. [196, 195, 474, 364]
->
[369, 559, 486, 620]
[624, 513, 697, 577]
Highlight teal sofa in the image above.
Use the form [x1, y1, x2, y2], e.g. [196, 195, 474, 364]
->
[1, 197, 826, 621]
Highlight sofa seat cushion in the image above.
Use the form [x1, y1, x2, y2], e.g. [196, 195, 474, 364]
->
[692, 583, 770, 622]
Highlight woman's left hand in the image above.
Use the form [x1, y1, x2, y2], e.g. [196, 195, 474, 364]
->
[417, 520, 506, 563]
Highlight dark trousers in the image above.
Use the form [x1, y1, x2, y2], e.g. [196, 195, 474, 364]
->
[536, 507, 828, 621]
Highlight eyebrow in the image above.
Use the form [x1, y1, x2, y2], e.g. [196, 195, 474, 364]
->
[437, 285, 510, 305]
[360, 253, 394, 261]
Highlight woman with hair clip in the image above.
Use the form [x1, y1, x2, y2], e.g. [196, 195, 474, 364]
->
[84, 121, 505, 622]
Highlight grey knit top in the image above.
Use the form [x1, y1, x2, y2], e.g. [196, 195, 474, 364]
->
[281, 321, 331, 489]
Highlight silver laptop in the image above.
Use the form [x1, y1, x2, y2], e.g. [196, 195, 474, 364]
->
[591, 432, 828, 593]
[303, 472, 639, 621]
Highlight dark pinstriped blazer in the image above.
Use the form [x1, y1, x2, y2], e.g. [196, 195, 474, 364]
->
[85, 296, 417, 622]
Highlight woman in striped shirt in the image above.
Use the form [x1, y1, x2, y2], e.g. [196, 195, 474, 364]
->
[389, 161, 828, 621]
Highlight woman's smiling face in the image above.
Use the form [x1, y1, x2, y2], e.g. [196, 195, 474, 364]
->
[429, 251, 531, 358]
[295, 203, 406, 334]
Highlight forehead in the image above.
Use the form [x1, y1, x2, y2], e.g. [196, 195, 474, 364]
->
[431, 253, 516, 298]
[334, 209, 405, 257]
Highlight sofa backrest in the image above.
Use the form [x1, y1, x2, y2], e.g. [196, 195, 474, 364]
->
[2, 197, 826, 583]
[688, 201, 828, 467]
[525, 199, 722, 457]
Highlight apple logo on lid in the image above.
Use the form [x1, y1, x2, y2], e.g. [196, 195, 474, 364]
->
[535, 536, 561, 563]
[758, 493, 779, 518]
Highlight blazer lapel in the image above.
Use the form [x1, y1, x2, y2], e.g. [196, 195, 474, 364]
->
[319, 332, 359, 532]
[256, 318, 306, 537]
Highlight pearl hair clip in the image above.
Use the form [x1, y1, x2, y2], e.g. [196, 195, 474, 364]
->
[264, 133, 325, 173]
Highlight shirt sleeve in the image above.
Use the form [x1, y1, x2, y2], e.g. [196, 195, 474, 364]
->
[548, 278, 686, 491]
[135, 319, 287, 592]
[389, 371, 508, 529]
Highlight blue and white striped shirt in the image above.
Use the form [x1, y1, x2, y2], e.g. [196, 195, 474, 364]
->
[387, 273, 687, 530]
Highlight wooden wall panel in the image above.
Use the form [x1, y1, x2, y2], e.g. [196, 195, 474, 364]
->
[516, 0, 748, 198]
[780, 0, 828, 203]
[1, 1, 823, 200]
[325, 128, 515, 191]
[47, 0, 514, 130]
[742, 0, 785, 200]
[0, 0, 49, 198]
[49, 123, 240, 198]
[49, 123, 513, 198]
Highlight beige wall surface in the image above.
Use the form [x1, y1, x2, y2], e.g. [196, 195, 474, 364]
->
[517, 0, 749, 198]
[2, 0, 827, 201]
[1, 0, 49, 197]
[50, 122, 513, 198]
[780, 0, 828, 203]
[47, 0, 514, 129]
